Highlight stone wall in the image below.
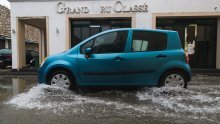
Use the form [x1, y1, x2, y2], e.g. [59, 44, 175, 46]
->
[25, 25, 40, 42]
[25, 25, 40, 51]
[0, 4, 40, 42]
[0, 5, 10, 36]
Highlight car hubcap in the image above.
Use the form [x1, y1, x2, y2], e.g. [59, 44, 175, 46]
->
[164, 74, 184, 88]
[51, 74, 70, 89]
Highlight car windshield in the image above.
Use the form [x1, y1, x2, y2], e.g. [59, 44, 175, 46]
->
[26, 50, 38, 57]
[0, 49, 12, 54]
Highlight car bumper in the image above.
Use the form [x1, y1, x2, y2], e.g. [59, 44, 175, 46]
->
[186, 64, 192, 82]
[38, 67, 47, 84]
[0, 61, 4, 65]
[0, 61, 7, 65]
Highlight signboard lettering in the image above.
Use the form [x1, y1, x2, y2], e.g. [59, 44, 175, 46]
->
[57, 1, 148, 14]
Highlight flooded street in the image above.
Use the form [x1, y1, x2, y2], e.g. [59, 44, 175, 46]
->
[0, 75, 220, 124]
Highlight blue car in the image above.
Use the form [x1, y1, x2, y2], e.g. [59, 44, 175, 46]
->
[38, 28, 191, 90]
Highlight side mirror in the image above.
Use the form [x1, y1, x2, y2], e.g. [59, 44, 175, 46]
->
[85, 48, 92, 58]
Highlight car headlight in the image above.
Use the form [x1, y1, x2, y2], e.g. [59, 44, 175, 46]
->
[40, 57, 47, 67]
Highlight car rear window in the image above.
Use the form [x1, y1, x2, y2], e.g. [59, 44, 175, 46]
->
[0, 49, 12, 54]
[132, 31, 167, 52]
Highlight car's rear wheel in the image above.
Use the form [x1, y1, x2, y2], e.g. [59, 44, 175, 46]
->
[159, 70, 188, 89]
[47, 70, 75, 90]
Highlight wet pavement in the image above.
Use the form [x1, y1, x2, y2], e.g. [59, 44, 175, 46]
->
[0, 75, 220, 124]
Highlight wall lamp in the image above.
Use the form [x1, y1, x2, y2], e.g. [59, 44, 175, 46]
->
[56, 28, 59, 34]
[214, 5, 219, 10]
[12, 29, 15, 34]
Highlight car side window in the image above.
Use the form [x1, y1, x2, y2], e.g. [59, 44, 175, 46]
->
[81, 31, 128, 54]
[132, 31, 167, 52]
[30, 51, 39, 57]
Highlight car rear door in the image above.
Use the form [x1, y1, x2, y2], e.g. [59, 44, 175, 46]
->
[124, 30, 168, 86]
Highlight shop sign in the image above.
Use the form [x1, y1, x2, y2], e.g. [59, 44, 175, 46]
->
[57, 1, 148, 14]
[57, 2, 89, 14]
[100, 1, 148, 13]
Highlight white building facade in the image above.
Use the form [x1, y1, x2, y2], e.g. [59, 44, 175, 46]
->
[9, 0, 220, 69]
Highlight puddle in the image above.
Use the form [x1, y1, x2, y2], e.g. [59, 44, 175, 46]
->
[6, 83, 220, 121]
[1, 75, 220, 123]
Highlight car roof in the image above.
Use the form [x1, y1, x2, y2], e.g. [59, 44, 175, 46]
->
[104, 28, 177, 33]
[0, 49, 12, 54]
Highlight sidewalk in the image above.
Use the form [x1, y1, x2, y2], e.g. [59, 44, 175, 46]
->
[192, 69, 220, 76]
[0, 68, 38, 75]
[0, 68, 220, 76]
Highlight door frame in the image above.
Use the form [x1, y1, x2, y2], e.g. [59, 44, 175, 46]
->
[16, 16, 49, 69]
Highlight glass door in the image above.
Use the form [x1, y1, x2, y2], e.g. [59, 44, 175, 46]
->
[185, 24, 197, 67]
[156, 18, 217, 68]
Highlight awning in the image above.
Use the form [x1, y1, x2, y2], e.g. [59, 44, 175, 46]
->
[25, 40, 38, 44]
[4, 36, 11, 40]
[0, 36, 6, 40]
[0, 35, 11, 40]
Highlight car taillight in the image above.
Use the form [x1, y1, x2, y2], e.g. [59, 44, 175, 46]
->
[6, 54, 12, 59]
[185, 52, 189, 64]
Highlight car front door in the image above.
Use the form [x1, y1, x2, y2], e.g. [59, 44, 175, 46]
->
[124, 30, 168, 86]
[77, 30, 129, 85]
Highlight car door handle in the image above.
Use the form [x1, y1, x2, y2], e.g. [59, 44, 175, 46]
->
[156, 54, 167, 58]
[113, 57, 124, 61]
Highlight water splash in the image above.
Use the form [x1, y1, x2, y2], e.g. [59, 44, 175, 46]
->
[136, 86, 220, 114]
[6, 83, 220, 121]
[7, 85, 154, 116]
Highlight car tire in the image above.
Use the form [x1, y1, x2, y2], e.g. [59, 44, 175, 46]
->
[47, 70, 76, 90]
[0, 64, 7, 69]
[159, 70, 188, 89]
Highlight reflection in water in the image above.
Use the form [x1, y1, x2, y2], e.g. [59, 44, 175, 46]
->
[0, 76, 37, 102]
[12, 78, 27, 95]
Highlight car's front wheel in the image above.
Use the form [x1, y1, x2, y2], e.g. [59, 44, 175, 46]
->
[0, 65, 6, 69]
[159, 70, 188, 89]
[47, 70, 75, 90]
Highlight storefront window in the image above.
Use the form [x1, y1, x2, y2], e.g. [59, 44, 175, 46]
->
[82, 27, 89, 41]
[71, 18, 131, 47]
[157, 18, 217, 68]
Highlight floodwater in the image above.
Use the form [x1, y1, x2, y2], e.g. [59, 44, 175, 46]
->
[0, 75, 220, 124]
